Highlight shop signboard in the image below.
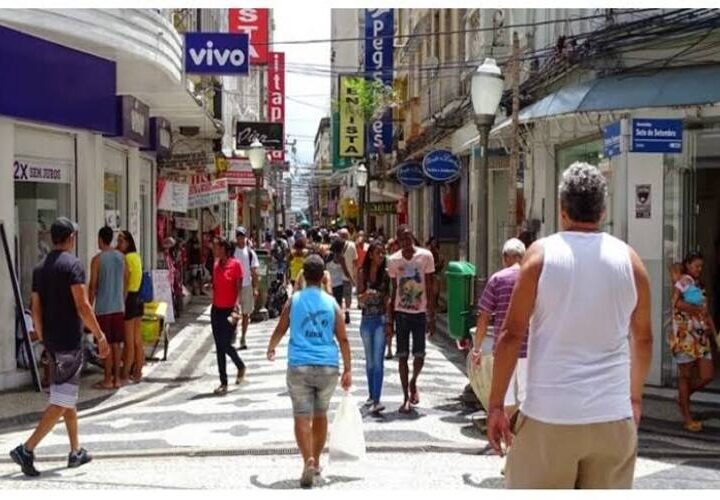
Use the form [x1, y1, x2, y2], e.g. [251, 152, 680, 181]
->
[219, 159, 257, 187]
[228, 8, 269, 65]
[188, 178, 229, 209]
[422, 149, 461, 182]
[115, 95, 150, 148]
[364, 9, 394, 156]
[603, 121, 621, 158]
[184, 32, 249, 75]
[158, 152, 215, 173]
[338, 75, 365, 158]
[157, 178, 190, 213]
[367, 201, 397, 215]
[268, 52, 286, 164]
[175, 217, 199, 231]
[152, 269, 175, 323]
[147, 117, 172, 158]
[236, 121, 284, 151]
[13, 157, 71, 184]
[396, 161, 424, 189]
[631, 119, 683, 153]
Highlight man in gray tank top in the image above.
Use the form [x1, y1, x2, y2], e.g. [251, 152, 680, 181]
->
[89, 226, 127, 389]
[487, 163, 653, 489]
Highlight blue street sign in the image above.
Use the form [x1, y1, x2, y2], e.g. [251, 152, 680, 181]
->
[422, 149, 461, 182]
[631, 119, 683, 154]
[396, 162, 424, 189]
[185, 33, 249, 75]
[603, 121, 621, 158]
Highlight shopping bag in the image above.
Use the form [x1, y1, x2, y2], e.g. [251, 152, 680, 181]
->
[328, 390, 366, 463]
[466, 351, 494, 411]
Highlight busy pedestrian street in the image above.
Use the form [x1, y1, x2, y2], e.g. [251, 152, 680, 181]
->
[0, 299, 719, 489]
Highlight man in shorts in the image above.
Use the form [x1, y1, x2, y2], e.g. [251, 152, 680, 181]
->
[10, 217, 109, 477]
[338, 228, 357, 324]
[387, 225, 436, 414]
[234, 226, 259, 350]
[266, 255, 352, 488]
[89, 226, 126, 389]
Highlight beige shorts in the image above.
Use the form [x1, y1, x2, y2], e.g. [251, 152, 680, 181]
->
[506, 413, 637, 489]
[240, 286, 255, 315]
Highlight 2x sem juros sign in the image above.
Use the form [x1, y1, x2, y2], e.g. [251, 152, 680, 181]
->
[396, 161, 424, 189]
[422, 150, 461, 183]
[364, 9, 394, 156]
[185, 33, 249, 75]
[236, 121, 284, 151]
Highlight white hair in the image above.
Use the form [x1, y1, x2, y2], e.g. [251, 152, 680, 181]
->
[502, 238, 526, 258]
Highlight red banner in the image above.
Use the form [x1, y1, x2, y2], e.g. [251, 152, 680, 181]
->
[268, 51, 285, 165]
[228, 8, 269, 65]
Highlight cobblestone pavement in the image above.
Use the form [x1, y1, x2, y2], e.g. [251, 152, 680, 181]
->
[2, 299, 720, 488]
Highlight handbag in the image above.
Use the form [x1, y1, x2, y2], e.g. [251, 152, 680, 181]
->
[328, 390, 367, 463]
[466, 351, 495, 412]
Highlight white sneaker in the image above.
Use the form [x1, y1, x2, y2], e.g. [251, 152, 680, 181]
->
[370, 402, 385, 413]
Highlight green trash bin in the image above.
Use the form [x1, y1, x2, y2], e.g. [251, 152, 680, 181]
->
[445, 261, 476, 340]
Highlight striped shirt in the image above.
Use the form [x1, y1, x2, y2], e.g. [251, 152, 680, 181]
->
[478, 264, 528, 358]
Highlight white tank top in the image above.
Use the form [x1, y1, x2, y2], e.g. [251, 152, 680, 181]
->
[521, 232, 637, 424]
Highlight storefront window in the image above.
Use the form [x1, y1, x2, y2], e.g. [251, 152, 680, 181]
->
[104, 173, 123, 234]
[555, 138, 612, 234]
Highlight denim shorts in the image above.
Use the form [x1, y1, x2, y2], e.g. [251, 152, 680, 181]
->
[395, 312, 427, 359]
[286, 365, 339, 416]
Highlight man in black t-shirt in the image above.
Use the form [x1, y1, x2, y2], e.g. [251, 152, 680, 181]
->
[9, 218, 109, 477]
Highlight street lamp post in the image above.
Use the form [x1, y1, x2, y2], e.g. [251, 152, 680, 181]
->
[356, 163, 368, 230]
[248, 138, 266, 245]
[471, 58, 504, 300]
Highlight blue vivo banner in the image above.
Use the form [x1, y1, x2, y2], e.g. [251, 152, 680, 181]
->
[365, 9, 394, 156]
[185, 33, 249, 75]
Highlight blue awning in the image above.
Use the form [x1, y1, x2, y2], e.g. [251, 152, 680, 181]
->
[492, 65, 720, 133]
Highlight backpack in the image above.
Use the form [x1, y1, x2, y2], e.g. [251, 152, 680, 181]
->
[138, 271, 154, 303]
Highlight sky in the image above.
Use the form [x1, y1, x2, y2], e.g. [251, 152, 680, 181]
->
[273, 7, 331, 211]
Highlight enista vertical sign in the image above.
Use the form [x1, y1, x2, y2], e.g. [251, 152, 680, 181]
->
[268, 52, 285, 164]
[365, 9, 394, 156]
[229, 8, 269, 65]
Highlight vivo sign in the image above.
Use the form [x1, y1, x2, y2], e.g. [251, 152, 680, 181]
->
[365, 9, 394, 156]
[185, 33, 249, 75]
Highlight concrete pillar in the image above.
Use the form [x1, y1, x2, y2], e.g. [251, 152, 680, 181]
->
[76, 132, 104, 272]
[127, 147, 141, 245]
[468, 146, 479, 265]
[0, 118, 17, 387]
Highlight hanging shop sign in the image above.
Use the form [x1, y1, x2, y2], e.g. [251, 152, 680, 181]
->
[364, 9, 394, 156]
[146, 117, 172, 158]
[422, 149, 461, 183]
[366, 201, 397, 215]
[228, 8, 269, 65]
[268, 51, 286, 165]
[13, 157, 71, 184]
[184, 32, 249, 75]
[218, 159, 257, 187]
[115, 95, 150, 148]
[602, 121, 621, 159]
[338, 76, 365, 158]
[158, 152, 215, 173]
[188, 178, 230, 209]
[236, 121, 284, 151]
[397, 161, 425, 189]
[631, 119, 683, 154]
[174, 217, 199, 231]
[156, 178, 190, 213]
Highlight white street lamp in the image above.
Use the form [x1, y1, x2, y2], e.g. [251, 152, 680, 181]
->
[470, 57, 504, 299]
[356, 163, 368, 188]
[356, 163, 368, 230]
[247, 138, 266, 171]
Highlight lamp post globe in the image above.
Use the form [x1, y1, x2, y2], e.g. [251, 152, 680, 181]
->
[471, 58, 504, 124]
[356, 163, 368, 187]
[247, 138, 266, 247]
[248, 138, 266, 171]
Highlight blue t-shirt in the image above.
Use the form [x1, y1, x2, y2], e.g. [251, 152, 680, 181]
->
[288, 287, 339, 367]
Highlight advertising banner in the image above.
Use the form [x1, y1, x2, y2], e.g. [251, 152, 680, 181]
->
[236, 121, 284, 151]
[188, 178, 229, 209]
[228, 8, 269, 65]
[338, 76, 365, 158]
[364, 9, 394, 156]
[174, 217, 199, 231]
[116, 95, 150, 147]
[219, 159, 257, 187]
[268, 52, 286, 165]
[184, 32, 249, 75]
[13, 157, 71, 184]
[157, 178, 190, 213]
[422, 149, 461, 183]
[603, 121, 621, 158]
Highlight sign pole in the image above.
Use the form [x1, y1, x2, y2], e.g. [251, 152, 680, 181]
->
[0, 220, 42, 392]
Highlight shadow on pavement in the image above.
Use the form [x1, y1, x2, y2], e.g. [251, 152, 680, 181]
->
[249, 474, 362, 489]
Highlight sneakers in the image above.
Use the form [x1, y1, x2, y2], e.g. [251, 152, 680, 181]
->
[10, 444, 39, 477]
[68, 448, 92, 469]
[213, 385, 228, 395]
[236, 366, 246, 385]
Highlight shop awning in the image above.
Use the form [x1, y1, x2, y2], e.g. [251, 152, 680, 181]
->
[492, 65, 720, 134]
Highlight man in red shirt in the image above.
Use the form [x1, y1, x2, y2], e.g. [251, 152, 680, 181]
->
[211, 236, 246, 395]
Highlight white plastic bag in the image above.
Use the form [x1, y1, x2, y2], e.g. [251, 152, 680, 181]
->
[467, 351, 494, 411]
[328, 390, 366, 463]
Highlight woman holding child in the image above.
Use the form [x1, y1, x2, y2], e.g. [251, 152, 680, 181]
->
[670, 251, 717, 432]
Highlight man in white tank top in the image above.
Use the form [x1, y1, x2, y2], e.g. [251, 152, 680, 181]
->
[487, 162, 653, 489]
